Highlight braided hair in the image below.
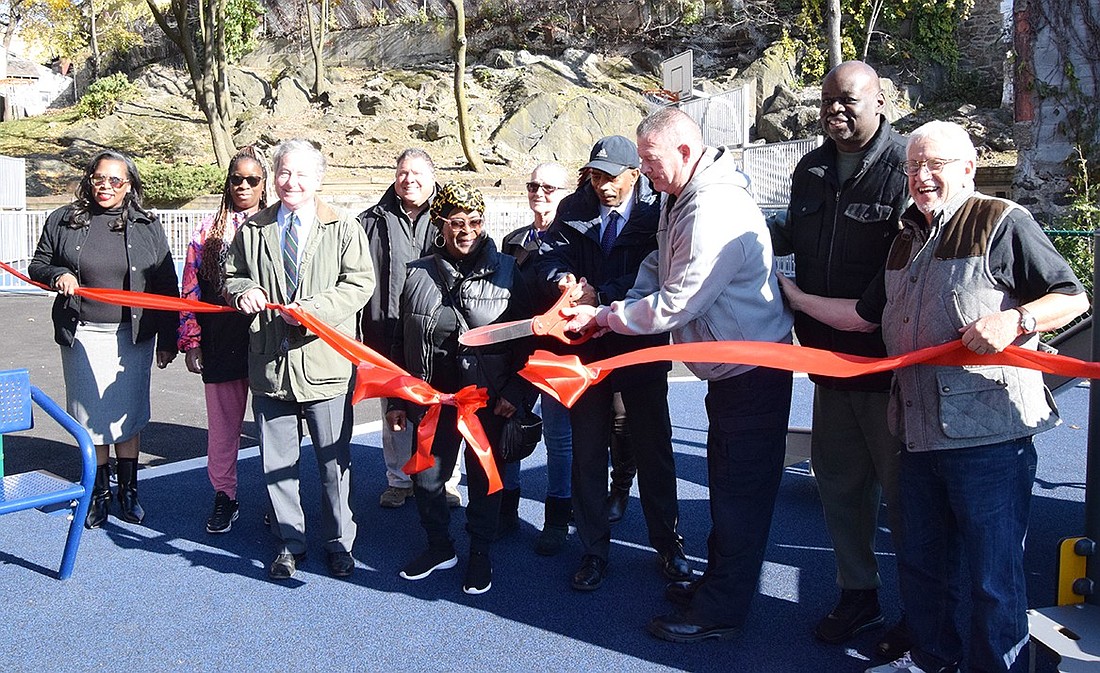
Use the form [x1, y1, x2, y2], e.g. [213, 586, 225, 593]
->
[199, 146, 269, 287]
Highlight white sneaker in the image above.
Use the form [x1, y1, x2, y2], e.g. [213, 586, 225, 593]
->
[866, 653, 926, 673]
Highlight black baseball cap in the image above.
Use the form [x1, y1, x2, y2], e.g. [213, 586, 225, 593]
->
[582, 135, 640, 177]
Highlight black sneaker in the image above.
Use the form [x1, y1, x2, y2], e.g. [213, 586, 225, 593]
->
[814, 588, 883, 643]
[399, 547, 458, 580]
[463, 550, 492, 595]
[206, 491, 239, 534]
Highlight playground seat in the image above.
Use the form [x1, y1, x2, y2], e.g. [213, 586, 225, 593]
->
[0, 369, 95, 580]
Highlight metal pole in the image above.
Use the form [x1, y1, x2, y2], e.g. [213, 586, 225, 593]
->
[1086, 230, 1100, 604]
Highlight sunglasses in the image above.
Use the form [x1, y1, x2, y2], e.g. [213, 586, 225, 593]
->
[230, 174, 263, 187]
[526, 182, 563, 195]
[90, 174, 129, 189]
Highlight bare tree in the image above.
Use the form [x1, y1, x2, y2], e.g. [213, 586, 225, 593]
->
[825, 0, 841, 69]
[305, 0, 328, 99]
[445, 0, 483, 171]
[146, 0, 235, 165]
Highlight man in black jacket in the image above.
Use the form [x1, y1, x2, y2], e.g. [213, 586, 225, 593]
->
[539, 135, 689, 591]
[358, 148, 461, 509]
[771, 61, 911, 654]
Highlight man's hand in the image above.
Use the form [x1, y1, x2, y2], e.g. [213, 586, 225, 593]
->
[386, 410, 407, 432]
[236, 287, 268, 314]
[155, 350, 176, 369]
[184, 348, 203, 374]
[960, 310, 1019, 354]
[560, 304, 609, 338]
[54, 272, 79, 296]
[280, 302, 302, 326]
[557, 273, 598, 307]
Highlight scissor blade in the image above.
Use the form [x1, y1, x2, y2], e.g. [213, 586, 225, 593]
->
[459, 319, 536, 346]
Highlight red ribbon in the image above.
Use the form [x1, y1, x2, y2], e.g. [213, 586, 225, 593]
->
[2, 260, 502, 491]
[521, 340, 1100, 408]
[286, 306, 499, 492]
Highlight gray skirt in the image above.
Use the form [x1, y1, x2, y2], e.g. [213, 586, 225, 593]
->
[60, 321, 154, 445]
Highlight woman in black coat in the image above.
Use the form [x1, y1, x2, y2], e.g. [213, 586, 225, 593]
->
[387, 181, 532, 595]
[28, 150, 178, 529]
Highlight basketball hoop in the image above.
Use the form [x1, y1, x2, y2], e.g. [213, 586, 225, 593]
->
[642, 88, 680, 110]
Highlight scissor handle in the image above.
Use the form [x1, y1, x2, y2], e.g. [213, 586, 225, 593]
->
[531, 282, 594, 345]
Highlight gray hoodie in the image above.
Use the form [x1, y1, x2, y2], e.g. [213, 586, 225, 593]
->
[604, 146, 793, 380]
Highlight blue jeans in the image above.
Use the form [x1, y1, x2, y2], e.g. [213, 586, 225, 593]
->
[900, 439, 1035, 673]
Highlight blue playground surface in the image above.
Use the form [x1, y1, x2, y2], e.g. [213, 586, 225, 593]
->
[0, 374, 1088, 672]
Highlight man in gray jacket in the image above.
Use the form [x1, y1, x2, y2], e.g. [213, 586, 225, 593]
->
[566, 108, 794, 641]
[225, 139, 374, 581]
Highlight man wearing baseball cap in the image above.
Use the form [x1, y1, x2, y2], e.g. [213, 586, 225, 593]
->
[539, 135, 690, 592]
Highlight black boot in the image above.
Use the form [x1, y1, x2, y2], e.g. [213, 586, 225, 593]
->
[84, 463, 112, 529]
[115, 458, 145, 524]
[495, 488, 521, 540]
[534, 496, 572, 556]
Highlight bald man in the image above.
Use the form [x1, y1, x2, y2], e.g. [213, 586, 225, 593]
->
[770, 60, 911, 653]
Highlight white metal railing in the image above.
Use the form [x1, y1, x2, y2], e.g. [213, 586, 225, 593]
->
[742, 137, 823, 206]
[0, 156, 27, 210]
[0, 202, 538, 292]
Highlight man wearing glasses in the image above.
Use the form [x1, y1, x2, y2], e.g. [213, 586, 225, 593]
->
[539, 135, 690, 592]
[781, 120, 1088, 673]
[224, 139, 374, 581]
[358, 148, 463, 510]
[770, 60, 912, 657]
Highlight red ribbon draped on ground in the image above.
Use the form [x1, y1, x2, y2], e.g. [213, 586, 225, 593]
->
[0, 260, 500, 492]
[520, 340, 1100, 408]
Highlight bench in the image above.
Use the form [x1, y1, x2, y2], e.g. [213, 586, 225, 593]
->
[0, 369, 95, 580]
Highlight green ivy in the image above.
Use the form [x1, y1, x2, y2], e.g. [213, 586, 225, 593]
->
[224, 0, 264, 62]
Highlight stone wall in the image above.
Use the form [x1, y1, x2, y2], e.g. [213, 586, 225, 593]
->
[1013, 0, 1100, 223]
[957, 0, 1012, 102]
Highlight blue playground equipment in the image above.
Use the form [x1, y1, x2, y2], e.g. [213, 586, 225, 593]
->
[0, 368, 95, 580]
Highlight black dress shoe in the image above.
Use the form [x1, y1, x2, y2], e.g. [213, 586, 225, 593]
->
[607, 487, 630, 524]
[647, 611, 741, 643]
[658, 544, 692, 581]
[269, 552, 306, 580]
[327, 551, 355, 578]
[665, 580, 699, 607]
[571, 554, 608, 591]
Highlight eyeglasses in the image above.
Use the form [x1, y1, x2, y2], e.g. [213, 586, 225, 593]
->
[90, 174, 129, 189]
[442, 217, 484, 232]
[526, 182, 564, 195]
[900, 158, 961, 176]
[230, 174, 263, 187]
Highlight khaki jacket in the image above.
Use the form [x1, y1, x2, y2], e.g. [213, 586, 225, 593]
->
[224, 200, 375, 402]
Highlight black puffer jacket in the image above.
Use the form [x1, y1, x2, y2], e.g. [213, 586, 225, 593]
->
[29, 202, 179, 350]
[537, 180, 670, 385]
[773, 118, 908, 391]
[389, 236, 533, 414]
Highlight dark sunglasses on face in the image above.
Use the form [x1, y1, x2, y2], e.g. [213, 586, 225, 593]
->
[526, 182, 563, 195]
[90, 174, 129, 189]
[230, 174, 263, 187]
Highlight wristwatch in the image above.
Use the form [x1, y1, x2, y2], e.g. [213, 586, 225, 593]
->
[1015, 306, 1037, 334]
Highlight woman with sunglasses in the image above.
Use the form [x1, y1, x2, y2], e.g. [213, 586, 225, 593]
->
[388, 181, 533, 595]
[177, 147, 268, 534]
[29, 149, 179, 529]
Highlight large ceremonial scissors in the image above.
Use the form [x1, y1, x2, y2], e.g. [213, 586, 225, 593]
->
[458, 281, 594, 347]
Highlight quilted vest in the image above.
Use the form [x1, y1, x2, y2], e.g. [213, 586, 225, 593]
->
[881, 194, 1058, 452]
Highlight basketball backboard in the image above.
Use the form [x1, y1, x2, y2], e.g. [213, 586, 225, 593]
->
[661, 50, 693, 100]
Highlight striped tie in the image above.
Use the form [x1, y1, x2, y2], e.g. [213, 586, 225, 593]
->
[283, 212, 300, 299]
